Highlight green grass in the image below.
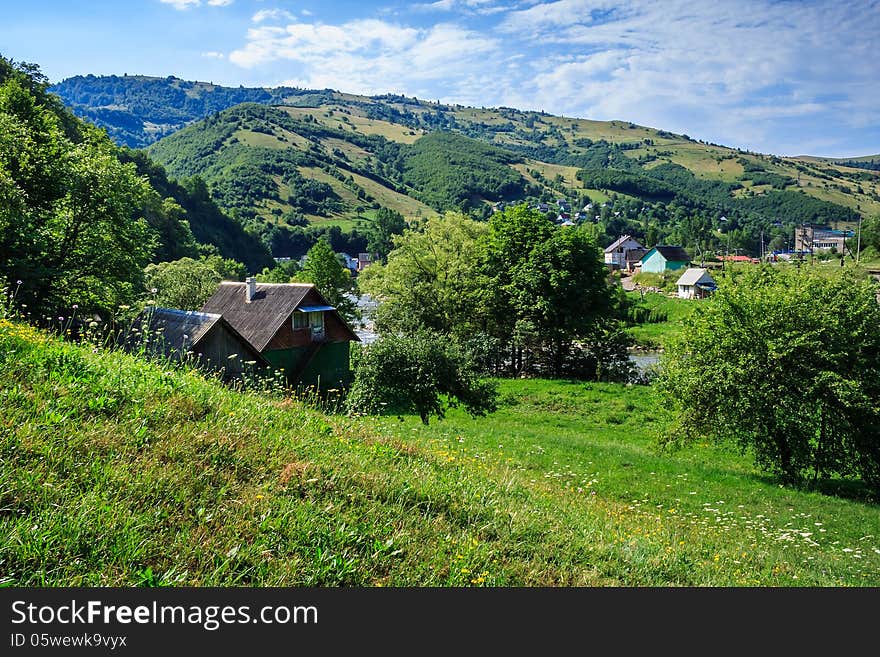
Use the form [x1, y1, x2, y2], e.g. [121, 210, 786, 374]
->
[1, 320, 878, 586]
[625, 291, 697, 348]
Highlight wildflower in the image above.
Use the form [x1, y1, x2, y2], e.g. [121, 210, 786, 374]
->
[16, 280, 22, 285]
[151, 288, 158, 294]
[256, 494, 264, 500]
[72, 304, 78, 310]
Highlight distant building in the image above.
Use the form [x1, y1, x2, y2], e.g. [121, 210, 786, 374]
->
[676, 268, 716, 299]
[357, 253, 373, 272]
[604, 235, 646, 270]
[640, 245, 691, 274]
[794, 226, 851, 252]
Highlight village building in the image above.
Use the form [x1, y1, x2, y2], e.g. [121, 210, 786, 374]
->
[639, 245, 691, 274]
[676, 268, 717, 299]
[604, 235, 647, 271]
[201, 279, 360, 388]
[128, 307, 267, 379]
[794, 226, 851, 252]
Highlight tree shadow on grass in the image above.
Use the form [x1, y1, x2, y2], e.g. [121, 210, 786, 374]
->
[749, 471, 879, 506]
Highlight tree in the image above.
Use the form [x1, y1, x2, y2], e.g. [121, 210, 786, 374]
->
[255, 258, 301, 283]
[657, 267, 880, 491]
[0, 57, 156, 318]
[482, 205, 628, 378]
[345, 330, 497, 425]
[143, 257, 222, 310]
[366, 207, 406, 263]
[295, 238, 359, 324]
[511, 227, 617, 377]
[358, 212, 489, 335]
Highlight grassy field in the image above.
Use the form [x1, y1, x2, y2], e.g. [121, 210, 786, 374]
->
[625, 291, 697, 348]
[1, 319, 878, 587]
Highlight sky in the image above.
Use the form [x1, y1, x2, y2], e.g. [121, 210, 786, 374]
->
[3, 0, 878, 158]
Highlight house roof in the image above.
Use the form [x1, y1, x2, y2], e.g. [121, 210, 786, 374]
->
[201, 282, 359, 351]
[676, 268, 715, 286]
[649, 245, 691, 262]
[625, 247, 648, 262]
[604, 235, 644, 253]
[131, 307, 268, 364]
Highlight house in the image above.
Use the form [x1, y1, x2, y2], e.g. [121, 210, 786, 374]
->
[604, 235, 646, 270]
[357, 253, 373, 272]
[201, 278, 360, 388]
[676, 268, 716, 299]
[640, 245, 691, 274]
[128, 307, 267, 379]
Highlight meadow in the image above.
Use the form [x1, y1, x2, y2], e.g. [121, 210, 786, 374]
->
[1, 319, 878, 587]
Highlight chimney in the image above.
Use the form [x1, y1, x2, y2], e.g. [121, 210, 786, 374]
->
[245, 277, 256, 303]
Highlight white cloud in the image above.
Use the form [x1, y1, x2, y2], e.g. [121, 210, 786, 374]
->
[159, 0, 233, 9]
[230, 18, 504, 102]
[493, 0, 880, 153]
[253, 8, 295, 23]
[220, 0, 879, 154]
[201, 51, 226, 59]
[415, 0, 511, 14]
[159, 0, 201, 9]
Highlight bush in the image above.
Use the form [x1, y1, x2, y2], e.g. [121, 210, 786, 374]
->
[657, 267, 880, 491]
[346, 331, 498, 424]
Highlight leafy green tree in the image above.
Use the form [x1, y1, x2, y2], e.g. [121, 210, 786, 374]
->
[346, 330, 497, 425]
[657, 267, 880, 491]
[483, 205, 627, 377]
[359, 212, 489, 335]
[255, 258, 301, 283]
[512, 227, 619, 377]
[295, 238, 358, 323]
[201, 254, 247, 282]
[366, 207, 406, 263]
[0, 62, 155, 317]
[143, 257, 222, 310]
[859, 215, 880, 253]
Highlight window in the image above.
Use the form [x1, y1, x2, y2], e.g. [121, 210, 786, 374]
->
[293, 313, 309, 329]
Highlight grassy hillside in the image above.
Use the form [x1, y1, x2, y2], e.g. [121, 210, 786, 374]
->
[2, 319, 878, 586]
[55, 75, 880, 233]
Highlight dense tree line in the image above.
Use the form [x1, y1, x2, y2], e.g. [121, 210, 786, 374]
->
[360, 206, 632, 380]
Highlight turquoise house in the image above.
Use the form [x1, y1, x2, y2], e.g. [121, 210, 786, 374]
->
[639, 245, 691, 274]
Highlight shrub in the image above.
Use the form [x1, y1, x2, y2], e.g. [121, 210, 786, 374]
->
[346, 331, 498, 425]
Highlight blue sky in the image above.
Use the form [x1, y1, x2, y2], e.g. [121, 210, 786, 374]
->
[4, 0, 878, 157]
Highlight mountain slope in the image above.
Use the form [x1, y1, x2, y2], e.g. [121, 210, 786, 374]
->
[54, 75, 880, 262]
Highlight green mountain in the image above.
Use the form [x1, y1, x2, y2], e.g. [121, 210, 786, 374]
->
[52, 75, 880, 260]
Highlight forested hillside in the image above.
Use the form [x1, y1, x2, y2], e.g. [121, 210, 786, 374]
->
[51, 74, 880, 262]
[0, 57, 272, 320]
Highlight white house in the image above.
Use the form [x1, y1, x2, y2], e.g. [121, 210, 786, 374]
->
[604, 235, 646, 270]
[676, 268, 716, 299]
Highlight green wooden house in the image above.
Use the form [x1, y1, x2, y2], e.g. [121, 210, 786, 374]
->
[639, 245, 691, 273]
[201, 279, 360, 388]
